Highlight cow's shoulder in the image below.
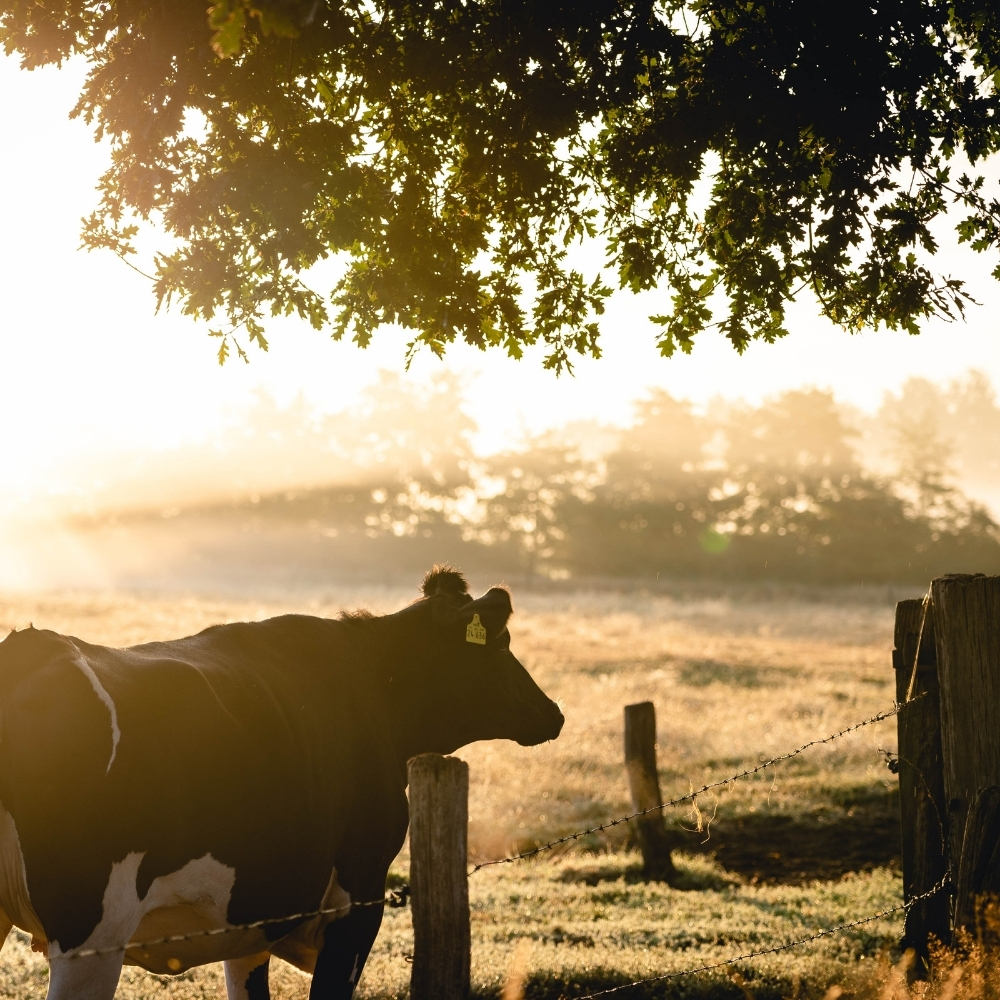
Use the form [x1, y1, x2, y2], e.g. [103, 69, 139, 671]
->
[0, 626, 87, 688]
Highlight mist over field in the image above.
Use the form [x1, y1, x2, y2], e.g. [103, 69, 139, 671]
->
[2, 370, 998, 593]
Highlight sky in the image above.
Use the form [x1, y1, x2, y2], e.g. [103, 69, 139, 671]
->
[1, 52, 999, 500]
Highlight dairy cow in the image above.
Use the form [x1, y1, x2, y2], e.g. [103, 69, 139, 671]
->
[0, 567, 563, 1000]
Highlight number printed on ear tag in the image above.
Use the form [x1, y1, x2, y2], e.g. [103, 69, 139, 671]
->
[466, 614, 487, 645]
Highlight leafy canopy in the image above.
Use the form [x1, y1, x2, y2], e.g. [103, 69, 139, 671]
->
[3, 0, 1000, 366]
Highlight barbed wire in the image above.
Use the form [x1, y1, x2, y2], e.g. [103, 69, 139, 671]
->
[471, 702, 908, 873]
[564, 871, 952, 1000]
[66, 888, 410, 961]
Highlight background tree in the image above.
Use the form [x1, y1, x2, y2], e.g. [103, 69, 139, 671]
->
[3, 0, 1000, 365]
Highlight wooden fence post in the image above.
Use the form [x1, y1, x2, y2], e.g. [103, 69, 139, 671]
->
[893, 598, 950, 957]
[624, 702, 678, 883]
[408, 753, 470, 1000]
[954, 785, 1000, 937]
[931, 574, 1000, 936]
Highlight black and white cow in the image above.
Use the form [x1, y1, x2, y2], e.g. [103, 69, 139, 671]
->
[0, 567, 563, 1000]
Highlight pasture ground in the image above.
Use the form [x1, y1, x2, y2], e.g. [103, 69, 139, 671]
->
[0, 582, 918, 999]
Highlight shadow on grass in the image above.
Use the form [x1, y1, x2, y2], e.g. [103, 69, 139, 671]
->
[676, 659, 800, 689]
[556, 856, 738, 892]
[472, 968, 810, 1000]
[497, 787, 901, 888]
[684, 797, 901, 884]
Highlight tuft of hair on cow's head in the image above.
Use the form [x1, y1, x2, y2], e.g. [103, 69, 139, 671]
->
[418, 566, 513, 638]
[421, 565, 470, 599]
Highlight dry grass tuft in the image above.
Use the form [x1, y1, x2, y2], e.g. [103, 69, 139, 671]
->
[845, 912, 1000, 1000]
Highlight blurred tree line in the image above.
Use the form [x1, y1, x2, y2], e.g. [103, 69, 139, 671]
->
[180, 371, 1000, 586]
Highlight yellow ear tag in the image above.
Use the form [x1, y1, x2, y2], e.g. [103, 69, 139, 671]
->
[465, 614, 487, 645]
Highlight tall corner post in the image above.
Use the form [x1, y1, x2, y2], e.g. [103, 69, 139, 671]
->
[931, 574, 1000, 939]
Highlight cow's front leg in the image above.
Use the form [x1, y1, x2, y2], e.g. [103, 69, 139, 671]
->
[309, 904, 383, 1000]
[224, 951, 271, 1000]
[47, 950, 124, 1000]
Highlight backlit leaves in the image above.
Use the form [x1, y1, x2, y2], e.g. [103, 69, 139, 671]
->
[2, 0, 1000, 365]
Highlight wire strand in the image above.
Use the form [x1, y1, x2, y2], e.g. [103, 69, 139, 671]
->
[566, 872, 952, 1000]
[471, 704, 905, 873]
[66, 889, 408, 961]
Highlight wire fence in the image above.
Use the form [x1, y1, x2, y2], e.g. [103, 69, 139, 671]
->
[63, 699, 915, 978]
[568, 872, 951, 1000]
[470, 701, 906, 873]
[66, 889, 411, 961]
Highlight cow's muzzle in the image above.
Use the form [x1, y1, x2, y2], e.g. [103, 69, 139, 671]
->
[517, 700, 565, 746]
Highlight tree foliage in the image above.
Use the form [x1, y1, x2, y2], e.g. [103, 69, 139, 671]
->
[4, 0, 1000, 365]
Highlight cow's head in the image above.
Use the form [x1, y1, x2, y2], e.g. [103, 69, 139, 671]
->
[384, 566, 564, 761]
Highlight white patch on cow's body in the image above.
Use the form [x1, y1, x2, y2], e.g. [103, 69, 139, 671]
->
[5, 825, 351, 995]
[49, 851, 146, 960]
[46, 851, 352, 983]
[0, 800, 44, 945]
[46, 850, 258, 977]
[69, 650, 121, 773]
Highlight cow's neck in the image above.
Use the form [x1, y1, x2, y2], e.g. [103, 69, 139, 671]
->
[368, 614, 470, 771]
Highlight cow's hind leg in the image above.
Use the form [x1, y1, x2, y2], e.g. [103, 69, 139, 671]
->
[309, 906, 383, 1000]
[225, 951, 271, 1000]
[47, 951, 124, 1000]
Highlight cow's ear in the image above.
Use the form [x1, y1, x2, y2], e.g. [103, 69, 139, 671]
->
[421, 564, 470, 599]
[461, 588, 513, 640]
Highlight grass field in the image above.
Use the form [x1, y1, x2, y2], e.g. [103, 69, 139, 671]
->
[0, 582, 920, 999]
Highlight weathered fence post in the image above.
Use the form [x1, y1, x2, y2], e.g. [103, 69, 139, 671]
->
[932, 576, 1000, 915]
[893, 598, 949, 958]
[624, 702, 678, 883]
[408, 753, 470, 1000]
[930, 574, 1000, 937]
[954, 785, 1000, 937]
